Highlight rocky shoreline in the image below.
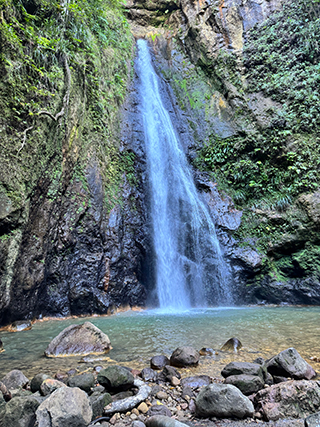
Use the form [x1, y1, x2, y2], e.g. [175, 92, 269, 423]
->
[0, 322, 320, 427]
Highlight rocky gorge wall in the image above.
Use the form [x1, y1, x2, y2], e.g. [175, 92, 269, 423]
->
[1, 0, 320, 326]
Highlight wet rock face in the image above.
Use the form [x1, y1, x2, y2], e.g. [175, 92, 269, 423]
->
[0, 154, 149, 324]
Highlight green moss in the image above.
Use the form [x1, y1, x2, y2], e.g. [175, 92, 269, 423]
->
[293, 244, 320, 277]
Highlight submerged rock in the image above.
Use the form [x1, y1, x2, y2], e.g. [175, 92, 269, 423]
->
[199, 347, 214, 356]
[266, 347, 316, 380]
[170, 346, 200, 367]
[195, 383, 254, 418]
[255, 379, 320, 421]
[44, 322, 111, 357]
[36, 386, 92, 427]
[221, 338, 243, 352]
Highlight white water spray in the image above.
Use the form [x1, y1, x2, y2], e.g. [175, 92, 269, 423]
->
[136, 39, 233, 310]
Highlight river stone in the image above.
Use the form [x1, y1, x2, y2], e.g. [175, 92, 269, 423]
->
[170, 346, 200, 367]
[36, 386, 92, 427]
[224, 374, 264, 395]
[195, 383, 254, 418]
[141, 368, 158, 382]
[67, 372, 95, 392]
[181, 375, 211, 389]
[254, 379, 320, 421]
[266, 348, 316, 380]
[150, 355, 170, 370]
[305, 411, 320, 427]
[40, 379, 67, 396]
[199, 348, 214, 356]
[97, 365, 134, 392]
[158, 366, 181, 382]
[221, 361, 267, 380]
[146, 415, 190, 427]
[10, 320, 32, 332]
[221, 337, 242, 352]
[90, 391, 112, 419]
[2, 396, 40, 427]
[30, 373, 52, 393]
[147, 405, 172, 417]
[44, 321, 111, 357]
[2, 370, 29, 391]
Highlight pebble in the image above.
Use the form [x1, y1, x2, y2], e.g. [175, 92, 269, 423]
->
[132, 408, 139, 416]
[156, 391, 168, 400]
[137, 402, 149, 414]
[171, 376, 180, 386]
[130, 414, 138, 420]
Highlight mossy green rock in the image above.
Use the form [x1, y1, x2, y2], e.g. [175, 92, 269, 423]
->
[97, 366, 134, 392]
[2, 396, 40, 427]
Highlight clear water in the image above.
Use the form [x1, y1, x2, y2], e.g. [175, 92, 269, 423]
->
[1, 306, 320, 379]
[136, 39, 233, 309]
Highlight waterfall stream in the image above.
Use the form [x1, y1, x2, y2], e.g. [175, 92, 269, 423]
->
[136, 39, 233, 310]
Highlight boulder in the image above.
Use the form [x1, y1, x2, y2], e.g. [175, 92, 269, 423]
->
[141, 368, 158, 382]
[224, 374, 264, 395]
[254, 380, 320, 421]
[97, 365, 134, 392]
[305, 412, 320, 427]
[2, 370, 29, 391]
[146, 415, 190, 427]
[67, 373, 95, 393]
[150, 355, 170, 370]
[158, 366, 181, 383]
[2, 396, 39, 427]
[180, 376, 211, 389]
[195, 383, 254, 418]
[170, 347, 199, 367]
[30, 373, 52, 393]
[147, 405, 172, 417]
[89, 391, 112, 419]
[221, 361, 267, 381]
[221, 338, 242, 352]
[40, 379, 67, 396]
[36, 386, 92, 427]
[44, 322, 111, 357]
[266, 348, 316, 380]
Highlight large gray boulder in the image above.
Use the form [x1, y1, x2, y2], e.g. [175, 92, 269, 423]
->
[170, 346, 199, 367]
[44, 322, 111, 357]
[2, 396, 40, 427]
[36, 386, 92, 427]
[266, 348, 316, 380]
[195, 383, 254, 418]
[1, 370, 29, 391]
[224, 374, 264, 395]
[97, 365, 134, 392]
[255, 380, 320, 421]
[221, 361, 267, 381]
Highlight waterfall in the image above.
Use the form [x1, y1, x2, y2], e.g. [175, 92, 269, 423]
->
[136, 39, 233, 310]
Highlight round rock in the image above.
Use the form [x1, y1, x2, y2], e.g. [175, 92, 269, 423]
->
[97, 365, 134, 392]
[44, 321, 111, 357]
[30, 373, 52, 393]
[224, 374, 264, 395]
[2, 369, 29, 391]
[67, 372, 95, 393]
[151, 355, 170, 370]
[170, 347, 200, 368]
[196, 383, 254, 418]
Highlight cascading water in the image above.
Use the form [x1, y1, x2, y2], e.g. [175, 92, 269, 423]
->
[136, 39, 233, 310]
